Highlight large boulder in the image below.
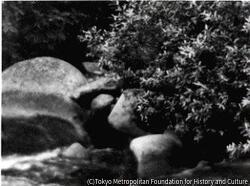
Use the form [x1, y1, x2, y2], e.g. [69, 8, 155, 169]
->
[2, 90, 90, 155]
[2, 57, 90, 154]
[130, 133, 183, 178]
[2, 57, 88, 98]
[108, 89, 147, 137]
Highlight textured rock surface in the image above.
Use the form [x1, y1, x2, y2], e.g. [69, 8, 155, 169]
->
[74, 76, 122, 98]
[130, 133, 183, 178]
[73, 76, 122, 109]
[2, 57, 90, 155]
[2, 57, 88, 98]
[2, 91, 90, 155]
[2, 90, 88, 126]
[108, 89, 147, 137]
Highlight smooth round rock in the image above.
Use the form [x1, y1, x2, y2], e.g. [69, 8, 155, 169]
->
[62, 143, 88, 158]
[91, 94, 114, 110]
[130, 133, 183, 178]
[2, 57, 88, 98]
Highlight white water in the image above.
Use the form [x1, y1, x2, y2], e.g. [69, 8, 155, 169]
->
[1, 148, 61, 171]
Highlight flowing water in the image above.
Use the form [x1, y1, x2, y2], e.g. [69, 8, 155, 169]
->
[1, 147, 136, 186]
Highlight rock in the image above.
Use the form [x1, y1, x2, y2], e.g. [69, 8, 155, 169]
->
[130, 133, 183, 178]
[2, 57, 88, 99]
[74, 76, 122, 109]
[2, 57, 91, 154]
[91, 94, 114, 111]
[2, 90, 90, 155]
[62, 143, 88, 158]
[82, 62, 103, 75]
[75, 76, 122, 98]
[108, 89, 147, 137]
[86, 93, 128, 148]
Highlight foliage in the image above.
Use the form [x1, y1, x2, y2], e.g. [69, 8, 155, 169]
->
[82, 2, 250, 146]
[228, 100, 250, 160]
[227, 139, 250, 160]
[2, 1, 116, 70]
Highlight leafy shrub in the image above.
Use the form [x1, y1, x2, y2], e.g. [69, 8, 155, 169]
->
[2, 1, 116, 70]
[82, 2, 250, 147]
[228, 100, 250, 160]
[227, 139, 250, 160]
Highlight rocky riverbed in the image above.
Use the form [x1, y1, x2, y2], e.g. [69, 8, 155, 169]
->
[2, 57, 250, 185]
[2, 146, 250, 186]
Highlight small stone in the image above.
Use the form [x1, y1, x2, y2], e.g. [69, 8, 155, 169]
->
[62, 143, 88, 158]
[91, 94, 114, 110]
[82, 62, 103, 75]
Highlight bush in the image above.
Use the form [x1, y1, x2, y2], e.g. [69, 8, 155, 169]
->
[82, 2, 250, 147]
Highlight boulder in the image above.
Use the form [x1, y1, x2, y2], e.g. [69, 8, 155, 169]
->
[61, 143, 88, 158]
[108, 89, 147, 137]
[91, 94, 114, 111]
[2, 90, 90, 155]
[130, 133, 183, 178]
[2, 57, 88, 99]
[82, 62, 103, 75]
[2, 57, 91, 154]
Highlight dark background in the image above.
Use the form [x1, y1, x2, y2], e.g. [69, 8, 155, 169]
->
[2, 1, 120, 70]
